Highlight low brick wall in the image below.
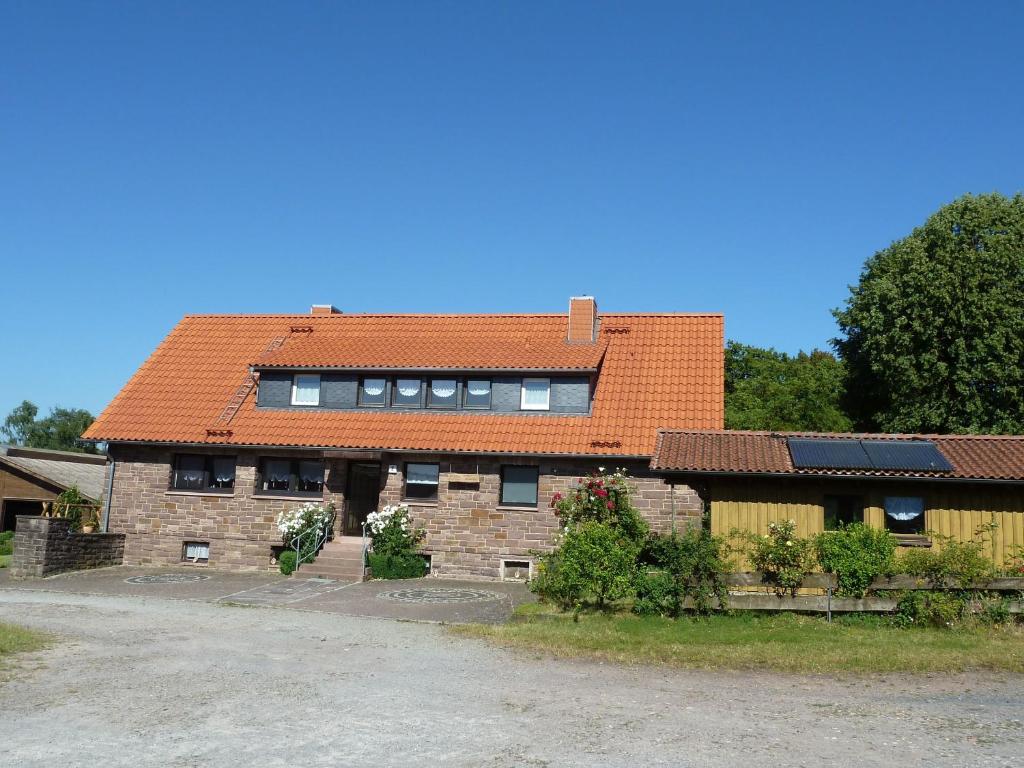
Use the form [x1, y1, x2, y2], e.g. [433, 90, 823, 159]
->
[10, 516, 125, 578]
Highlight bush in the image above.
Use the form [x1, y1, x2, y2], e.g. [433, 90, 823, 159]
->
[278, 550, 297, 576]
[275, 502, 334, 563]
[368, 553, 427, 580]
[531, 521, 640, 612]
[898, 528, 997, 588]
[893, 590, 969, 628]
[635, 527, 732, 616]
[744, 520, 814, 595]
[0, 531, 13, 557]
[52, 485, 90, 532]
[815, 523, 897, 598]
[550, 468, 648, 546]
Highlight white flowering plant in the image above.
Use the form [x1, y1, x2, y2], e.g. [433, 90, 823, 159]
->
[276, 502, 335, 546]
[365, 504, 424, 557]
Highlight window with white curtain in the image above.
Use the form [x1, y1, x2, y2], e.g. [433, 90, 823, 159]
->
[171, 454, 236, 492]
[392, 378, 423, 407]
[182, 541, 210, 563]
[291, 373, 321, 406]
[258, 457, 324, 495]
[404, 462, 440, 501]
[520, 378, 550, 410]
[884, 496, 926, 535]
[359, 377, 387, 407]
[464, 379, 491, 409]
[428, 379, 458, 408]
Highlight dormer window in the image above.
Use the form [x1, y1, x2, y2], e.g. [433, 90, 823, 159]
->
[393, 378, 423, 407]
[359, 377, 387, 407]
[521, 378, 550, 411]
[291, 374, 320, 406]
[428, 379, 458, 408]
[464, 379, 491, 409]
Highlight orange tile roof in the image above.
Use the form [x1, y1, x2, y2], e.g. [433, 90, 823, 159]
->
[253, 315, 608, 370]
[652, 430, 1024, 481]
[84, 312, 724, 457]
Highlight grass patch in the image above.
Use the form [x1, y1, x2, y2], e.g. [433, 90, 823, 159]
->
[0, 555, 11, 569]
[0, 621, 50, 668]
[452, 604, 1024, 674]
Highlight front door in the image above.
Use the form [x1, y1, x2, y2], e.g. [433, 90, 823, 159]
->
[344, 462, 381, 536]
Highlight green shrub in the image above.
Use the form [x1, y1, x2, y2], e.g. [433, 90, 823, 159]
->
[744, 520, 814, 595]
[898, 529, 997, 588]
[815, 523, 896, 598]
[531, 521, 640, 612]
[550, 468, 648, 546]
[278, 550, 297, 576]
[368, 552, 427, 580]
[979, 597, 1012, 626]
[0, 531, 13, 557]
[634, 526, 732, 616]
[366, 504, 425, 556]
[52, 485, 90, 532]
[893, 590, 969, 628]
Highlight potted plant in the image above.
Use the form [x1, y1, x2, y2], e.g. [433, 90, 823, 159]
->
[81, 509, 100, 534]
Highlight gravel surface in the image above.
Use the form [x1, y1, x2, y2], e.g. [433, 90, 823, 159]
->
[1, 589, 1022, 767]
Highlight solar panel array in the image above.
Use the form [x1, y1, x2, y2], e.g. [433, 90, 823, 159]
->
[787, 438, 953, 472]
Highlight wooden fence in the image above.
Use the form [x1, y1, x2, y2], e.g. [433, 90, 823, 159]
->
[715, 572, 1024, 617]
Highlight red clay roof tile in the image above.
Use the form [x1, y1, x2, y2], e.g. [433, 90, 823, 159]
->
[84, 312, 724, 457]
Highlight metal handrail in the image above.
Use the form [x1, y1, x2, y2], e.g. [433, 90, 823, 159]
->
[291, 507, 336, 567]
[361, 520, 370, 568]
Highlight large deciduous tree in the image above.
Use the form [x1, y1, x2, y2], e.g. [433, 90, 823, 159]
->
[1, 400, 97, 453]
[834, 193, 1024, 433]
[725, 342, 852, 432]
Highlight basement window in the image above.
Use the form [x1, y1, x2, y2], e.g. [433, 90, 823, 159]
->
[182, 541, 210, 564]
[501, 559, 532, 581]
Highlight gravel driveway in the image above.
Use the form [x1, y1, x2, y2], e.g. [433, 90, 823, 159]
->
[1, 589, 1022, 767]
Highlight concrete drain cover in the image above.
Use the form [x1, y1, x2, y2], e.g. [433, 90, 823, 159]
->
[124, 573, 211, 584]
[379, 587, 503, 604]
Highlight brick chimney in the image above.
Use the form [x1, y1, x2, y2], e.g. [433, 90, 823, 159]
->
[310, 304, 342, 315]
[567, 296, 597, 343]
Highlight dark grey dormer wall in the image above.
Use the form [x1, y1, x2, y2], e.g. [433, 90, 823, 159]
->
[255, 372, 590, 414]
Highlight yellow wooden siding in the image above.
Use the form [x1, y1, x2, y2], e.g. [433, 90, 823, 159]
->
[711, 478, 1024, 568]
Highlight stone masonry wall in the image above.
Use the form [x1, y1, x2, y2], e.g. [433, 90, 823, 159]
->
[105, 445, 703, 578]
[11, 516, 125, 578]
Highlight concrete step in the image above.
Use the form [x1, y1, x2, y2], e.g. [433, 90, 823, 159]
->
[300, 568, 365, 581]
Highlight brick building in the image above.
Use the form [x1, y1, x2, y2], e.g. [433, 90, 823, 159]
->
[84, 297, 724, 578]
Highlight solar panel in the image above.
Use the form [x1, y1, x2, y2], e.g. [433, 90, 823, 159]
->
[787, 439, 872, 469]
[787, 437, 953, 472]
[861, 441, 953, 472]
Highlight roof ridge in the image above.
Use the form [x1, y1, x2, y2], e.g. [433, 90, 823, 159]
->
[180, 311, 724, 319]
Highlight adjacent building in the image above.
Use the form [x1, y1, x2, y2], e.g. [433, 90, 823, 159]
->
[83, 297, 724, 577]
[0, 446, 106, 531]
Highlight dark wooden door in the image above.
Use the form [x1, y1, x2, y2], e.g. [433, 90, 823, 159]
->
[344, 463, 381, 536]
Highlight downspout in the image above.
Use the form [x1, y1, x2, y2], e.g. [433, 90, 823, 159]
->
[669, 482, 676, 535]
[101, 455, 116, 533]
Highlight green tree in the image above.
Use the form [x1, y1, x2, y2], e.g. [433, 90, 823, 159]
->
[0, 401, 97, 453]
[724, 342, 852, 431]
[834, 193, 1024, 433]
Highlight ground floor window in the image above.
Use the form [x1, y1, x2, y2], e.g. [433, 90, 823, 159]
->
[823, 494, 864, 530]
[171, 454, 236, 491]
[500, 466, 539, 507]
[257, 458, 325, 495]
[884, 496, 926, 535]
[404, 462, 440, 501]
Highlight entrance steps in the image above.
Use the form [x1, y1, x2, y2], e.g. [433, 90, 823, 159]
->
[296, 535, 366, 582]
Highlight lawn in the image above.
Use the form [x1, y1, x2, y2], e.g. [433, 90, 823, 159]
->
[0, 621, 50, 669]
[453, 604, 1024, 674]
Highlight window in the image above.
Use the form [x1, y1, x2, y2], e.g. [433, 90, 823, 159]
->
[359, 377, 387, 407]
[170, 454, 236, 492]
[428, 378, 458, 408]
[500, 466, 539, 506]
[464, 379, 491, 409]
[258, 458, 325, 496]
[182, 541, 210, 563]
[393, 378, 423, 407]
[404, 462, 440, 501]
[823, 495, 864, 530]
[884, 496, 926, 535]
[291, 373, 320, 406]
[520, 378, 550, 411]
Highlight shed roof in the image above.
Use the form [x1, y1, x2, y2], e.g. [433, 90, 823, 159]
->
[0, 446, 107, 500]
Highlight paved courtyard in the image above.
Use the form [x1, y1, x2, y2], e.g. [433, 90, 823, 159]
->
[1, 573, 1023, 767]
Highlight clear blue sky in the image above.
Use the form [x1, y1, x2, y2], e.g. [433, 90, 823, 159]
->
[2, 1, 1022, 420]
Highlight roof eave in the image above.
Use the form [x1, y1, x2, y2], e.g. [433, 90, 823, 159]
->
[651, 467, 1024, 485]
